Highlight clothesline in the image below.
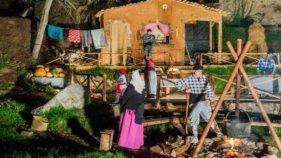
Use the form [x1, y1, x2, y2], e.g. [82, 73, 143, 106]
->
[47, 24, 105, 51]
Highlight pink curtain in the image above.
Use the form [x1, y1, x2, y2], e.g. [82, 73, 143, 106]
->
[144, 22, 170, 36]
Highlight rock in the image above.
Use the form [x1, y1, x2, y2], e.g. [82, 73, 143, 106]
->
[204, 138, 214, 146]
[31, 84, 85, 114]
[256, 142, 264, 150]
[212, 137, 222, 142]
[267, 146, 278, 155]
[20, 130, 34, 137]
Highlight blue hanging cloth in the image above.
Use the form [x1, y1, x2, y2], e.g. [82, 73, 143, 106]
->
[48, 25, 64, 40]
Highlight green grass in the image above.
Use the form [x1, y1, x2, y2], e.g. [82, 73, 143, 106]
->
[0, 99, 26, 141]
[2, 149, 125, 158]
[0, 99, 25, 128]
[0, 82, 15, 90]
[0, 99, 25, 112]
[40, 106, 82, 132]
[0, 53, 15, 69]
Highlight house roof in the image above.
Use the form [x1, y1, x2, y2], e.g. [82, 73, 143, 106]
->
[96, 0, 228, 18]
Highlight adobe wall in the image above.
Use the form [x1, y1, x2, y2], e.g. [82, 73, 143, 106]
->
[101, 0, 222, 65]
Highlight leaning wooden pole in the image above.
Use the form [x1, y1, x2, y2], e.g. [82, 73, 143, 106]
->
[192, 41, 252, 157]
[32, 0, 54, 59]
[227, 41, 281, 151]
[235, 39, 242, 117]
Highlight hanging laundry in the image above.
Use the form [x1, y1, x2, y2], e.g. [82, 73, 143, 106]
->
[80, 30, 92, 52]
[68, 29, 80, 43]
[91, 29, 105, 49]
[48, 25, 63, 40]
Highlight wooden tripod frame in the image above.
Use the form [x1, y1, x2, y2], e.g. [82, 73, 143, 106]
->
[192, 39, 281, 157]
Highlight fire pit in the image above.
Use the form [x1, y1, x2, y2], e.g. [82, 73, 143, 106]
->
[201, 136, 279, 158]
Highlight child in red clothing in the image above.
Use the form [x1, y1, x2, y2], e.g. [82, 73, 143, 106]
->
[113, 68, 127, 103]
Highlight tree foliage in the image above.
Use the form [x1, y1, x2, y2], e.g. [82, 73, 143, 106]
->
[35, 0, 145, 26]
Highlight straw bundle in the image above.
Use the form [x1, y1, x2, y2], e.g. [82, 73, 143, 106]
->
[248, 22, 268, 53]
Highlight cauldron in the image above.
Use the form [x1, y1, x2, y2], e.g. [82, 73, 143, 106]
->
[225, 111, 252, 138]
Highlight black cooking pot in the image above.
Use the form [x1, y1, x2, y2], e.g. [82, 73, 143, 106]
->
[225, 111, 252, 138]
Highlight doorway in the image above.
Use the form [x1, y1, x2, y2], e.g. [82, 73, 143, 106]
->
[185, 21, 209, 64]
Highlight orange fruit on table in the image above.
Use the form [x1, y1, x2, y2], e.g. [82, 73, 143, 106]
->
[34, 68, 47, 77]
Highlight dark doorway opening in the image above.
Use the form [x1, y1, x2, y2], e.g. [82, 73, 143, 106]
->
[185, 21, 209, 64]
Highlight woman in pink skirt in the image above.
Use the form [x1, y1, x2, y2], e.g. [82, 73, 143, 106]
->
[118, 70, 145, 150]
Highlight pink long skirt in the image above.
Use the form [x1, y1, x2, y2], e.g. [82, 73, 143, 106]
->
[117, 109, 144, 149]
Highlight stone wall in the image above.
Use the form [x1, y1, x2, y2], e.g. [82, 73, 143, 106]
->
[218, 0, 281, 25]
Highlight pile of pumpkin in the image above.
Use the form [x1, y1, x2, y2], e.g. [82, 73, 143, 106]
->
[33, 65, 66, 78]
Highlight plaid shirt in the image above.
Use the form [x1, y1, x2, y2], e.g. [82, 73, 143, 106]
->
[257, 58, 275, 74]
[175, 75, 213, 100]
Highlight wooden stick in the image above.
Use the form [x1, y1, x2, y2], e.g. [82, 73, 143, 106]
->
[227, 41, 281, 152]
[236, 39, 242, 117]
[185, 93, 190, 135]
[192, 41, 251, 157]
[102, 73, 107, 103]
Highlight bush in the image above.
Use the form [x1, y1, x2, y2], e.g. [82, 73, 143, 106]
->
[40, 106, 81, 132]
[77, 67, 119, 80]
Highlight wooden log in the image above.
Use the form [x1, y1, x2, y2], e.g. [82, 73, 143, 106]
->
[228, 41, 281, 152]
[192, 41, 251, 157]
[99, 129, 114, 151]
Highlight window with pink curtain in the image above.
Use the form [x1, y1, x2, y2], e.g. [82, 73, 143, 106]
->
[144, 22, 170, 44]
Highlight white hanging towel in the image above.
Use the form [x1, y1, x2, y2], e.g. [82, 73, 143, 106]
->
[91, 29, 105, 49]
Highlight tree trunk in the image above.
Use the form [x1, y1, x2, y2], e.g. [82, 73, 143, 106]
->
[32, 0, 54, 59]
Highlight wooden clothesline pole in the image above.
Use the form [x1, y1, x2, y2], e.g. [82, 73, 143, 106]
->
[192, 40, 251, 157]
[32, 0, 54, 59]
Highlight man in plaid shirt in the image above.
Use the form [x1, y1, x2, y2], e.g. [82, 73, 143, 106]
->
[257, 53, 276, 75]
[176, 64, 221, 143]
